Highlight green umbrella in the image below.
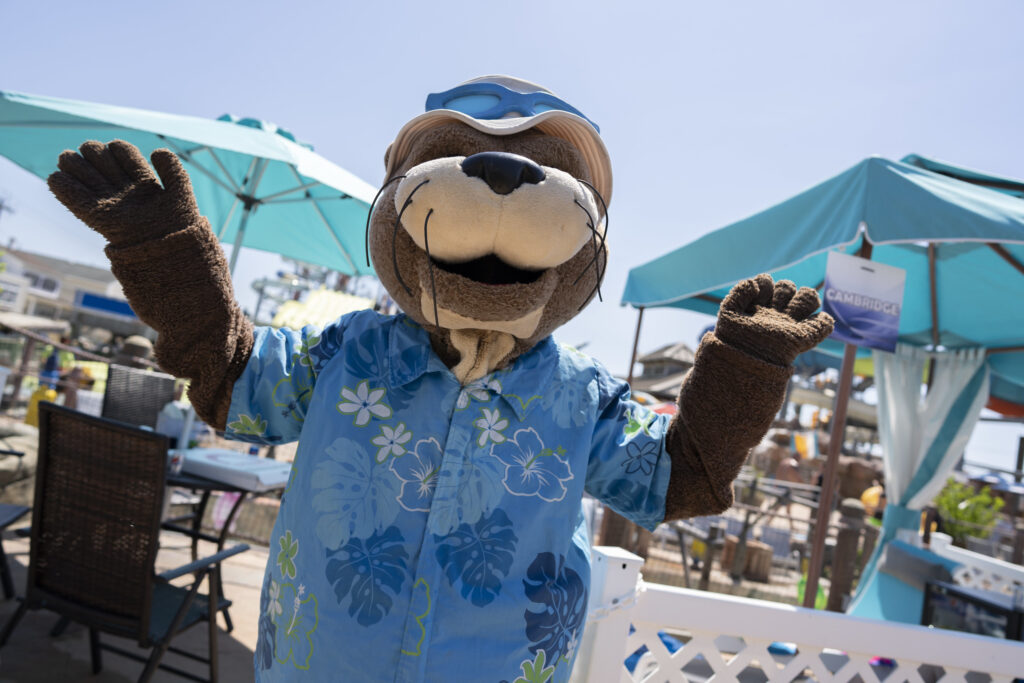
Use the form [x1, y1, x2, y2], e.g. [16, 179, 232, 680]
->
[0, 89, 377, 275]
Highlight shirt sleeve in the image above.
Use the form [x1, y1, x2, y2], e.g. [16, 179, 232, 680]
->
[223, 317, 349, 445]
[584, 370, 672, 532]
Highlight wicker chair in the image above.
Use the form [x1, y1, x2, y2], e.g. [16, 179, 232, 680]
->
[102, 364, 178, 430]
[0, 502, 30, 599]
[0, 403, 247, 682]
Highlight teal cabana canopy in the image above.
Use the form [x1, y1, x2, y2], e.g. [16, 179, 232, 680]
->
[0, 90, 378, 276]
[622, 154, 1024, 394]
[623, 154, 1024, 613]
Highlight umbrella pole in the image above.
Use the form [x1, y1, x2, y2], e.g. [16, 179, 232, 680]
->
[627, 307, 644, 386]
[802, 239, 873, 608]
[228, 206, 251, 276]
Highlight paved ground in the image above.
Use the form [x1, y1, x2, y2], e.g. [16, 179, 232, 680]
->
[0, 532, 265, 682]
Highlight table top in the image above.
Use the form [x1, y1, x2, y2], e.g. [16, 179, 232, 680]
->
[167, 469, 254, 494]
[169, 448, 291, 493]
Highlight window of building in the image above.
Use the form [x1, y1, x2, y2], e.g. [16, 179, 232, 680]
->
[26, 272, 60, 298]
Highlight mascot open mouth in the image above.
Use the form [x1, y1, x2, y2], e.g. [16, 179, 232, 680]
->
[431, 254, 546, 286]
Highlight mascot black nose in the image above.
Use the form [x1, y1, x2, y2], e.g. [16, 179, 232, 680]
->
[460, 152, 545, 195]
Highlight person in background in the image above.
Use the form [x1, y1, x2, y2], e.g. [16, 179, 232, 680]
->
[40, 336, 69, 389]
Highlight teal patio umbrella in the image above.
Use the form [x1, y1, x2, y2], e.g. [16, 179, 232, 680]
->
[0, 90, 377, 275]
[622, 154, 1024, 608]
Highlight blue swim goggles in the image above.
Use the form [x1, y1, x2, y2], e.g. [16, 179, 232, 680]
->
[425, 81, 600, 133]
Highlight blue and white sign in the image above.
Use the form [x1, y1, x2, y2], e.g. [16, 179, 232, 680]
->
[822, 251, 905, 352]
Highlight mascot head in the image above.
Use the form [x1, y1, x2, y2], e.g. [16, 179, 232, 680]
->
[368, 76, 612, 381]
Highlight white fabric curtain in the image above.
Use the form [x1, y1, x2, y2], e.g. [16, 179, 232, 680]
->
[874, 344, 989, 511]
[850, 345, 990, 610]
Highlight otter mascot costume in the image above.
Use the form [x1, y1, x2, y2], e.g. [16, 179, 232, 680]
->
[49, 76, 833, 682]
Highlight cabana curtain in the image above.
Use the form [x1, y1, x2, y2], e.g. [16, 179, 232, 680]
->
[852, 344, 989, 603]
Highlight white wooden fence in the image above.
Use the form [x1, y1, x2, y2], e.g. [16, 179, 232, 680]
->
[930, 532, 1024, 596]
[571, 547, 1024, 683]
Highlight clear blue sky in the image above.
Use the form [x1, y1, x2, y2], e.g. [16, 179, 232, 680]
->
[2, 0, 1023, 395]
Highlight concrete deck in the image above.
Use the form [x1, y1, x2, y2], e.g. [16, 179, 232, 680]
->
[0, 532, 265, 682]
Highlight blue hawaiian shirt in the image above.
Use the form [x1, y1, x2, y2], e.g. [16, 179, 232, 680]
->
[225, 310, 672, 682]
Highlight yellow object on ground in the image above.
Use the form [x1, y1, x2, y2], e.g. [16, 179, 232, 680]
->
[860, 485, 884, 516]
[25, 386, 57, 427]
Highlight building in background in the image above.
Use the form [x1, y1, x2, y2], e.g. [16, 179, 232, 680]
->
[629, 341, 696, 401]
[1, 249, 152, 341]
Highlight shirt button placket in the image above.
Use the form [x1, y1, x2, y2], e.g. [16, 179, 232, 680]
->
[394, 386, 474, 682]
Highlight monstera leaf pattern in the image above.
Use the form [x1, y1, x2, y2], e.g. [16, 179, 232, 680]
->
[523, 552, 587, 663]
[325, 526, 409, 627]
[434, 509, 518, 607]
[539, 380, 587, 428]
[311, 438, 401, 548]
[427, 446, 506, 536]
[256, 574, 278, 671]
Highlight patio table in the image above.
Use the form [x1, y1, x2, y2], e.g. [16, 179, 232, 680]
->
[163, 461, 289, 632]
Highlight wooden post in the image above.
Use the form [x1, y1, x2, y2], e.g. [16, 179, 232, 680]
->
[730, 479, 758, 583]
[674, 525, 692, 588]
[626, 307, 644, 386]
[827, 499, 866, 612]
[803, 343, 856, 607]
[699, 524, 722, 591]
[3, 337, 36, 408]
[804, 238, 873, 608]
[858, 523, 879, 581]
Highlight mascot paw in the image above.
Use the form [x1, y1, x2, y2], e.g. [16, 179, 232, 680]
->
[714, 273, 834, 366]
[48, 140, 200, 247]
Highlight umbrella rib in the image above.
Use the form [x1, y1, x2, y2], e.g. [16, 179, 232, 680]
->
[265, 194, 352, 204]
[157, 136, 239, 196]
[259, 180, 324, 203]
[216, 197, 241, 240]
[285, 165, 359, 274]
[988, 243, 1024, 278]
[310, 195, 359, 274]
[205, 148, 242, 194]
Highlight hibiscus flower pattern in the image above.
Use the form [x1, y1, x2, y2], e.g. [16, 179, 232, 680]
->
[371, 423, 413, 463]
[273, 582, 319, 670]
[390, 438, 443, 512]
[490, 429, 572, 502]
[336, 380, 392, 426]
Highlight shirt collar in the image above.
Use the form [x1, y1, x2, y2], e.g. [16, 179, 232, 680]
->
[387, 316, 559, 421]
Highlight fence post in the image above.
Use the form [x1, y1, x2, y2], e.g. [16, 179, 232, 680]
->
[827, 498, 865, 612]
[857, 522, 879, 581]
[571, 546, 644, 683]
[699, 524, 722, 591]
